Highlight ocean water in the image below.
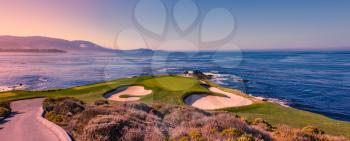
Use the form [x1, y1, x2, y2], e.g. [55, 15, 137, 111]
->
[0, 51, 349, 121]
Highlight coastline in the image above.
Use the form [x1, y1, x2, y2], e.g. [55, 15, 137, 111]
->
[1, 75, 350, 138]
[0, 85, 27, 92]
[0, 73, 343, 120]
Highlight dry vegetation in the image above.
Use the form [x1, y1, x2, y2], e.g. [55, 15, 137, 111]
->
[0, 102, 11, 120]
[43, 97, 349, 141]
[273, 125, 348, 141]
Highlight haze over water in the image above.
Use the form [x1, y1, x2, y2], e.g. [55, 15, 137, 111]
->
[0, 51, 349, 121]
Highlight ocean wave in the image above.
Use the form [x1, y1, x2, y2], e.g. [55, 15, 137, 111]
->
[204, 71, 247, 85]
[157, 68, 178, 72]
[0, 84, 29, 92]
[203, 72, 230, 85]
[203, 71, 289, 107]
[251, 95, 290, 107]
[278, 56, 306, 63]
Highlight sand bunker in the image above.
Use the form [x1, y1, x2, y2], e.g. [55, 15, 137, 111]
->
[106, 86, 152, 102]
[185, 87, 252, 110]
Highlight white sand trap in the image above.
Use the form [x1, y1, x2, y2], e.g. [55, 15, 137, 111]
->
[185, 87, 252, 110]
[106, 86, 152, 102]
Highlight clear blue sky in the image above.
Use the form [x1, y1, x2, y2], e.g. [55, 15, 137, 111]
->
[0, 0, 349, 50]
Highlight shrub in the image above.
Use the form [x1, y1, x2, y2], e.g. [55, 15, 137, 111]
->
[274, 124, 346, 141]
[0, 102, 12, 120]
[43, 97, 86, 125]
[301, 126, 325, 135]
[189, 130, 203, 141]
[43, 97, 85, 116]
[83, 115, 130, 141]
[203, 113, 249, 133]
[69, 103, 168, 141]
[170, 136, 190, 141]
[42, 99, 347, 141]
[252, 118, 274, 131]
[0, 102, 10, 109]
[221, 128, 243, 137]
[44, 111, 64, 123]
[94, 100, 109, 106]
[240, 117, 250, 124]
[206, 127, 217, 134]
[0, 107, 10, 118]
[237, 134, 255, 141]
[163, 106, 209, 128]
[252, 118, 264, 125]
[152, 103, 163, 110]
[123, 102, 153, 113]
[54, 102, 272, 141]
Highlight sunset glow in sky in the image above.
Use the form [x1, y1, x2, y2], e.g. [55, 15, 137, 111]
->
[1, 0, 350, 50]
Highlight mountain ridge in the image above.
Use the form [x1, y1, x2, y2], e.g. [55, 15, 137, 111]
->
[0, 35, 111, 52]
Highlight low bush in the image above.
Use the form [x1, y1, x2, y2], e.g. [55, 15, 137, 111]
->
[0, 102, 10, 109]
[252, 118, 274, 131]
[94, 100, 109, 106]
[43, 97, 85, 115]
[152, 103, 163, 110]
[44, 100, 347, 141]
[44, 111, 64, 124]
[301, 126, 325, 135]
[71, 105, 167, 141]
[0, 107, 10, 118]
[189, 130, 203, 141]
[43, 97, 85, 125]
[274, 124, 347, 141]
[237, 134, 255, 141]
[221, 128, 243, 137]
[0, 102, 11, 119]
[44, 101, 271, 141]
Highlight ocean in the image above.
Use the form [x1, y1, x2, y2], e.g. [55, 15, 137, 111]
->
[0, 51, 349, 121]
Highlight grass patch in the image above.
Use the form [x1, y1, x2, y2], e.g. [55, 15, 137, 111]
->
[119, 94, 141, 98]
[142, 76, 201, 91]
[140, 75, 223, 105]
[0, 77, 139, 103]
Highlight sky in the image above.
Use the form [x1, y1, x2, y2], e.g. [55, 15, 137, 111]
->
[0, 0, 350, 51]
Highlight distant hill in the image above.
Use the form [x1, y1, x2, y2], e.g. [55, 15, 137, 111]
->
[0, 48, 66, 53]
[0, 36, 111, 52]
[0, 35, 161, 53]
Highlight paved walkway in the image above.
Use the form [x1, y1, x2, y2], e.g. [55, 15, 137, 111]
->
[0, 98, 60, 141]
